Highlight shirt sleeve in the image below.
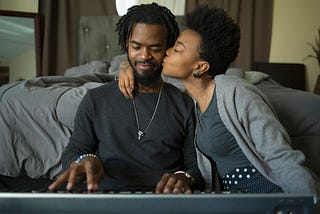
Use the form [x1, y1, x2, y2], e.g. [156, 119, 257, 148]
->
[61, 92, 98, 171]
[182, 102, 204, 191]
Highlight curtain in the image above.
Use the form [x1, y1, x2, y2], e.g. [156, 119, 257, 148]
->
[39, 0, 117, 76]
[185, 0, 273, 71]
[139, 0, 186, 15]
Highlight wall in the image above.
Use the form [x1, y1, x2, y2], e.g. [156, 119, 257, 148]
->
[270, 0, 320, 92]
[0, 0, 38, 13]
[5, 49, 36, 81]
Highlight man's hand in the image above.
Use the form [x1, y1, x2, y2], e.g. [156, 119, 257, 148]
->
[155, 172, 193, 194]
[48, 156, 105, 192]
[118, 60, 135, 100]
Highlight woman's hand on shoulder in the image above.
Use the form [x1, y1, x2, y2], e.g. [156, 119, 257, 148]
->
[118, 60, 135, 100]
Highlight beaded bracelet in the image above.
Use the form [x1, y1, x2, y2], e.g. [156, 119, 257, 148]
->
[75, 153, 98, 164]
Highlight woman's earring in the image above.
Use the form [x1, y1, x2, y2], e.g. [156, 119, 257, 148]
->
[193, 70, 200, 78]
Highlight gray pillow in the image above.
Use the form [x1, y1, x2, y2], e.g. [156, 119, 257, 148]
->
[64, 61, 109, 77]
[108, 54, 127, 75]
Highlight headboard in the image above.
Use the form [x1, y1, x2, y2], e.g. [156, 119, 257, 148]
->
[78, 16, 186, 65]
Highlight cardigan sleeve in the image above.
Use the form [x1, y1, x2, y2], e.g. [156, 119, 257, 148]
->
[215, 75, 317, 193]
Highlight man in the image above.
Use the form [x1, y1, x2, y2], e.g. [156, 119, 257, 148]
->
[48, 3, 203, 193]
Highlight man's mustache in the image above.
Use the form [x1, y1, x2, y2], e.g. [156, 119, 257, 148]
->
[134, 60, 156, 66]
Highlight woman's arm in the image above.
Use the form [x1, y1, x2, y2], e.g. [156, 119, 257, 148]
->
[117, 60, 135, 100]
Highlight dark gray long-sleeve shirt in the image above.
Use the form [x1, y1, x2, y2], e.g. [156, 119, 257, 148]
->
[62, 81, 203, 191]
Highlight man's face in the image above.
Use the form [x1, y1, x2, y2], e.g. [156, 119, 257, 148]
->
[127, 23, 167, 85]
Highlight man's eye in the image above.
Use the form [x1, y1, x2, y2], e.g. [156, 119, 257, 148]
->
[132, 45, 140, 50]
[151, 48, 161, 52]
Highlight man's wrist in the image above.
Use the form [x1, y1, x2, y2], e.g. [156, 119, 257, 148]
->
[75, 153, 98, 164]
[174, 171, 194, 184]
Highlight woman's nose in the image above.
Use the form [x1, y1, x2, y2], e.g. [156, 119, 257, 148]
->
[166, 47, 172, 56]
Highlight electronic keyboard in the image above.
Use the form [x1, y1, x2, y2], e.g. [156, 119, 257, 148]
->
[0, 192, 317, 214]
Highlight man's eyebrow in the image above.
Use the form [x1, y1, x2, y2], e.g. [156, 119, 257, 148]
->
[130, 40, 163, 47]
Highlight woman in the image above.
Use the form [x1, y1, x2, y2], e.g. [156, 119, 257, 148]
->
[118, 5, 317, 194]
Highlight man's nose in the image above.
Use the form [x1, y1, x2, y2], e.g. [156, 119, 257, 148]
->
[140, 47, 151, 59]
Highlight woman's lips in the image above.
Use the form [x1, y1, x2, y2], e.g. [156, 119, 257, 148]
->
[162, 58, 167, 65]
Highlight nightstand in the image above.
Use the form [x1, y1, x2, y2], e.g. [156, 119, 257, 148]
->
[314, 74, 320, 95]
[0, 66, 9, 86]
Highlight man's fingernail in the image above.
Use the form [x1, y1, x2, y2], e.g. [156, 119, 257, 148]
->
[87, 184, 93, 191]
[66, 183, 72, 190]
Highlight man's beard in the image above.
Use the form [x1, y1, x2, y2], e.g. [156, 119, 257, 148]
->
[128, 58, 162, 86]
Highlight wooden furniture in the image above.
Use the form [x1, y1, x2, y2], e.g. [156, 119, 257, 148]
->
[0, 66, 9, 86]
[252, 62, 306, 91]
[314, 74, 320, 95]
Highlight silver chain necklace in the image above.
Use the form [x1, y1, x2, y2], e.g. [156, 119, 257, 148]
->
[132, 83, 164, 141]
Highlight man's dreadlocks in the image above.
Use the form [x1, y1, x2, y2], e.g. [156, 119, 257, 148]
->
[116, 3, 179, 53]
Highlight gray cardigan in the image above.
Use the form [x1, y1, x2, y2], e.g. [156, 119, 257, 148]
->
[196, 74, 317, 194]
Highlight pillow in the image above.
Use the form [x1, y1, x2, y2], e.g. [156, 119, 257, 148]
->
[64, 60, 110, 77]
[108, 54, 127, 74]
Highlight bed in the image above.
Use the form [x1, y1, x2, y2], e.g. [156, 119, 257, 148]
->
[0, 16, 319, 192]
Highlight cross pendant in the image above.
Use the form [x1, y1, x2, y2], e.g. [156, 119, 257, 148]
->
[138, 131, 145, 140]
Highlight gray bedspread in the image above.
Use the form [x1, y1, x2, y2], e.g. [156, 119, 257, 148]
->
[0, 74, 110, 179]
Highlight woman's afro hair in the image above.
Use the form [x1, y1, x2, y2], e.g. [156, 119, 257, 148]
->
[186, 5, 240, 77]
